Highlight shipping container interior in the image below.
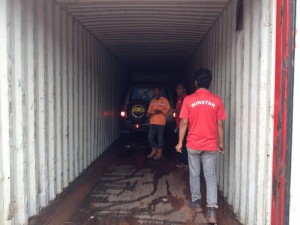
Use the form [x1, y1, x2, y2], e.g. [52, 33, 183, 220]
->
[0, 0, 277, 225]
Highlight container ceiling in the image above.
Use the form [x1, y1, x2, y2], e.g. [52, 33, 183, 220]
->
[57, 0, 229, 69]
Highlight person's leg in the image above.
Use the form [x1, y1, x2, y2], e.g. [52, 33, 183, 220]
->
[147, 125, 158, 158]
[154, 125, 164, 160]
[201, 151, 218, 208]
[187, 149, 202, 201]
[201, 150, 218, 223]
[187, 148, 203, 212]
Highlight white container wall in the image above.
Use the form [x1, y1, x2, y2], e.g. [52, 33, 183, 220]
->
[185, 0, 276, 224]
[0, 0, 123, 224]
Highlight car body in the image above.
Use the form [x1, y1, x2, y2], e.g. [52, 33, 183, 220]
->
[120, 84, 177, 137]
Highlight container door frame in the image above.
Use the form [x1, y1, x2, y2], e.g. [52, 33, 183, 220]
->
[272, 0, 296, 225]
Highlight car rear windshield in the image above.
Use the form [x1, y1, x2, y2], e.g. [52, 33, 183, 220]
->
[129, 87, 169, 102]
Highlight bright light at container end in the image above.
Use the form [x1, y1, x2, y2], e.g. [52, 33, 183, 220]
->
[120, 111, 126, 117]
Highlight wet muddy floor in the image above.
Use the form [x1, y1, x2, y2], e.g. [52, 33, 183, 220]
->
[29, 134, 242, 225]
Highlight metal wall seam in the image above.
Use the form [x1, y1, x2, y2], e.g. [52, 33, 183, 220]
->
[93, 37, 97, 160]
[95, 40, 99, 157]
[67, 14, 74, 184]
[223, 7, 231, 199]
[92, 38, 95, 159]
[228, 0, 236, 206]
[217, 17, 224, 192]
[12, 0, 27, 222]
[61, 9, 69, 189]
[258, 0, 276, 224]
[78, 24, 83, 173]
[85, 30, 89, 167]
[234, 16, 243, 217]
[100, 44, 104, 155]
[240, 0, 251, 220]
[99, 45, 103, 155]
[98, 41, 101, 156]
[24, 0, 37, 217]
[90, 36, 94, 162]
[103, 47, 107, 150]
[54, 3, 62, 194]
[0, 0, 11, 223]
[36, 0, 47, 208]
[247, 0, 260, 223]
[88, 32, 92, 165]
[46, 0, 56, 201]
[87, 31, 91, 164]
[81, 28, 86, 170]
[73, 20, 79, 178]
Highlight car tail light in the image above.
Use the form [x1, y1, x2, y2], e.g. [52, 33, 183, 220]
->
[120, 111, 126, 118]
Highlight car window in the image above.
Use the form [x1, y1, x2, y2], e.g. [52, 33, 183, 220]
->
[129, 87, 169, 102]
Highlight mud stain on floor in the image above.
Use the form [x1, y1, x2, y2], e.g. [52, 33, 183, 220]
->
[89, 165, 204, 225]
[29, 137, 242, 225]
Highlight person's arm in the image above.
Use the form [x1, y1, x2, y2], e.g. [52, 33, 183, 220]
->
[147, 101, 153, 116]
[161, 98, 171, 115]
[217, 120, 225, 153]
[175, 118, 188, 152]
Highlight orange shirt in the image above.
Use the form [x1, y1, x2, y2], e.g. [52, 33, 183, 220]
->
[147, 96, 171, 125]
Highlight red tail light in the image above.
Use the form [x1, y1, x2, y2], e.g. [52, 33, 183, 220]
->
[120, 111, 126, 118]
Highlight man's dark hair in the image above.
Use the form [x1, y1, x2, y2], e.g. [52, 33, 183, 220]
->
[194, 68, 212, 89]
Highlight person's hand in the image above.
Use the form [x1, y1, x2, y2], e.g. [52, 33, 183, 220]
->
[218, 143, 224, 154]
[175, 143, 182, 153]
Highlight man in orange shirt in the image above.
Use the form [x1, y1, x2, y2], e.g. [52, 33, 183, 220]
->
[147, 87, 171, 160]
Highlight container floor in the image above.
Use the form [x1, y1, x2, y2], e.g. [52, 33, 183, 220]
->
[29, 134, 242, 225]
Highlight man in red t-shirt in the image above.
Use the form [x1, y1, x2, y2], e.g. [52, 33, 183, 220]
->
[175, 68, 226, 224]
[173, 83, 188, 167]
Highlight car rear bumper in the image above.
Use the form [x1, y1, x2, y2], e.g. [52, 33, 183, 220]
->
[120, 120, 176, 134]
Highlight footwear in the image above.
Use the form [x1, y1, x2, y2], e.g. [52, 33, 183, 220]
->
[206, 207, 217, 223]
[188, 200, 203, 213]
[153, 149, 162, 160]
[176, 162, 188, 168]
[176, 163, 184, 167]
[147, 148, 157, 159]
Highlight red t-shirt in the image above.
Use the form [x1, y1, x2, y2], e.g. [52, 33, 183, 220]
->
[175, 94, 187, 127]
[180, 89, 226, 151]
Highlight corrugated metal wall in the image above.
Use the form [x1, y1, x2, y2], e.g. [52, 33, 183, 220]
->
[0, 0, 123, 224]
[185, 0, 276, 224]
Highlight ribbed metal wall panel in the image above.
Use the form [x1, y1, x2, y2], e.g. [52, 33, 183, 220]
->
[185, 1, 276, 224]
[0, 1, 123, 224]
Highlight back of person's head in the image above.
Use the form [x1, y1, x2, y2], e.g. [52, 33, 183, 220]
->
[194, 68, 212, 89]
